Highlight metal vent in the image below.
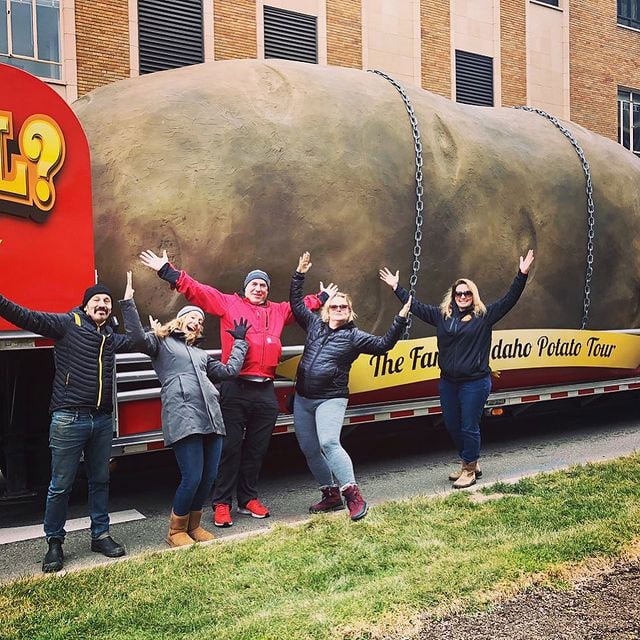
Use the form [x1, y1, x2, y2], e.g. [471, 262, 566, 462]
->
[455, 50, 494, 107]
[138, 0, 204, 75]
[264, 5, 317, 64]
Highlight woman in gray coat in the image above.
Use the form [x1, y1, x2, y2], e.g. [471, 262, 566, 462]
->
[121, 273, 249, 546]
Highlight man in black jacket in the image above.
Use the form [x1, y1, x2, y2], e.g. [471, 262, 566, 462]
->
[0, 281, 136, 572]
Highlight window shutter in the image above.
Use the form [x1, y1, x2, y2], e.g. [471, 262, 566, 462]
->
[138, 0, 204, 75]
[264, 5, 317, 64]
[455, 50, 494, 107]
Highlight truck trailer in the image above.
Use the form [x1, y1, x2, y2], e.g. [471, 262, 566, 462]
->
[2, 61, 640, 498]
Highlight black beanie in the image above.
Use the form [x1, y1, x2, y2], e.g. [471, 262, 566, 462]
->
[82, 284, 112, 308]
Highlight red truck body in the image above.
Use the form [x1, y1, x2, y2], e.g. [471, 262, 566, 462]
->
[0, 64, 94, 329]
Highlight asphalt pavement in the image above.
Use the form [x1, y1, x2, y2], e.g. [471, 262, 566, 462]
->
[1, 394, 639, 583]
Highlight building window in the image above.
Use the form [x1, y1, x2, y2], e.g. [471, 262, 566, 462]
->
[618, 89, 640, 157]
[0, 0, 61, 80]
[534, 0, 560, 6]
[618, 0, 640, 29]
[264, 5, 317, 64]
[138, 0, 203, 75]
[455, 50, 494, 107]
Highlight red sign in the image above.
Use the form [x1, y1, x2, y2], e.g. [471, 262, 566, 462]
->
[0, 64, 94, 331]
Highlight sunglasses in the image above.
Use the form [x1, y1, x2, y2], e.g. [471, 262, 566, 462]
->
[454, 290, 472, 298]
[329, 304, 350, 310]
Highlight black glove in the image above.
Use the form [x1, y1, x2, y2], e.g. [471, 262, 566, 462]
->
[158, 262, 181, 287]
[226, 317, 251, 340]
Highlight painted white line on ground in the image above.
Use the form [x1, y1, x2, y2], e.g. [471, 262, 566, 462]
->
[0, 509, 146, 545]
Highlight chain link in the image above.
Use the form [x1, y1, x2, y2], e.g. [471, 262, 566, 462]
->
[514, 106, 596, 329]
[369, 69, 424, 339]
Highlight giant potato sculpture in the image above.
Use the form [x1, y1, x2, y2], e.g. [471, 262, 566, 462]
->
[73, 59, 640, 344]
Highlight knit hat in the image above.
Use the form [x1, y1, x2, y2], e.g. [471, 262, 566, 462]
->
[82, 284, 112, 308]
[244, 269, 270, 290]
[176, 305, 205, 319]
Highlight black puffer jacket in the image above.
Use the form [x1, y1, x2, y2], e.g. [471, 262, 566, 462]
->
[290, 272, 407, 399]
[0, 294, 135, 412]
[395, 271, 527, 382]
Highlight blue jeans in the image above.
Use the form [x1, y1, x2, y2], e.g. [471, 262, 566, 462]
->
[293, 395, 354, 488]
[172, 433, 224, 516]
[44, 409, 114, 541]
[439, 375, 492, 464]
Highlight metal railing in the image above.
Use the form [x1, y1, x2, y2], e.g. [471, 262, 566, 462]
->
[115, 345, 305, 403]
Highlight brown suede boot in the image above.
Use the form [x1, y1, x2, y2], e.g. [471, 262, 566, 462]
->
[187, 510, 215, 542]
[452, 462, 477, 489]
[449, 461, 482, 481]
[167, 511, 195, 547]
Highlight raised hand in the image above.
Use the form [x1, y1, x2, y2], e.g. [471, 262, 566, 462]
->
[226, 317, 251, 340]
[319, 281, 339, 300]
[379, 267, 400, 290]
[297, 251, 312, 274]
[140, 249, 169, 272]
[399, 295, 412, 318]
[519, 249, 535, 275]
[124, 271, 135, 300]
[148, 315, 161, 331]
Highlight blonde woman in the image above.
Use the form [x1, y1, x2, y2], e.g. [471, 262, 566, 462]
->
[120, 273, 248, 546]
[291, 253, 411, 521]
[380, 250, 534, 488]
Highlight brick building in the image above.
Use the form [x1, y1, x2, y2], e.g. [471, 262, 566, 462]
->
[2, 1, 639, 156]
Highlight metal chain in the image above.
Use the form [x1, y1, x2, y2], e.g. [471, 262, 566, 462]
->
[514, 106, 596, 329]
[368, 69, 424, 339]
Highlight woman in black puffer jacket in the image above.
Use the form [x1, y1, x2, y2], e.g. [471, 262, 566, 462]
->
[380, 249, 534, 489]
[290, 252, 411, 521]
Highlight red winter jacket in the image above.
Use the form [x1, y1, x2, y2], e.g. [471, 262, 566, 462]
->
[175, 272, 325, 379]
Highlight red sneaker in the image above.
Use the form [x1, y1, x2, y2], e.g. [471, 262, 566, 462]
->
[341, 484, 368, 521]
[213, 503, 233, 528]
[238, 498, 270, 519]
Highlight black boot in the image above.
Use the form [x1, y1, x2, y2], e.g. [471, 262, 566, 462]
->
[42, 537, 64, 573]
[91, 535, 126, 558]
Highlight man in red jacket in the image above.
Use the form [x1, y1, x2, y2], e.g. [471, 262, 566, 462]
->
[140, 249, 333, 527]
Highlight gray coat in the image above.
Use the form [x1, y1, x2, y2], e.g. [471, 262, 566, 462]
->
[121, 299, 248, 446]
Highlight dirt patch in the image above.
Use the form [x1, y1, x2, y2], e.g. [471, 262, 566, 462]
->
[402, 561, 640, 640]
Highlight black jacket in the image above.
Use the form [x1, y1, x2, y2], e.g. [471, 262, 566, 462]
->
[0, 294, 135, 412]
[291, 272, 407, 399]
[395, 271, 528, 382]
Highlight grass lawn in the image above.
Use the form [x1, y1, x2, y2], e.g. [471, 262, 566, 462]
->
[2, 454, 639, 640]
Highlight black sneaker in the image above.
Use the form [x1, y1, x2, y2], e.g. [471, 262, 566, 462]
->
[42, 538, 64, 573]
[91, 535, 126, 558]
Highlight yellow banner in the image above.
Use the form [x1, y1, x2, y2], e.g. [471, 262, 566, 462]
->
[277, 329, 640, 395]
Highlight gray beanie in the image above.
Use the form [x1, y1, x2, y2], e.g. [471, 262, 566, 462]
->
[244, 269, 270, 289]
[176, 305, 205, 319]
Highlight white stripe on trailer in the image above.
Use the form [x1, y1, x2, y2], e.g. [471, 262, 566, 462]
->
[491, 380, 640, 407]
[110, 377, 640, 448]
[339, 378, 640, 424]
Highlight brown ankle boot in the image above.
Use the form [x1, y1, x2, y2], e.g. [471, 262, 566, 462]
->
[449, 461, 482, 481]
[452, 462, 477, 489]
[167, 511, 195, 547]
[187, 510, 215, 542]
